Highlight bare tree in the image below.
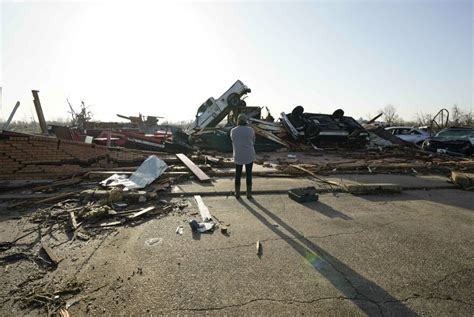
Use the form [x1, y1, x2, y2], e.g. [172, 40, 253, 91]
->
[450, 105, 473, 127]
[379, 104, 400, 126]
[462, 110, 473, 126]
[416, 112, 433, 126]
[451, 105, 463, 126]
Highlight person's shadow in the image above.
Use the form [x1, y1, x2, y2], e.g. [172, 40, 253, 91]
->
[239, 198, 417, 316]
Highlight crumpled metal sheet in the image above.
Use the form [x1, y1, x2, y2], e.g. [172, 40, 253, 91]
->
[100, 155, 167, 190]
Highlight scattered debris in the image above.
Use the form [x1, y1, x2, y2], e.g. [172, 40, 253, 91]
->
[38, 244, 60, 269]
[189, 219, 215, 233]
[145, 238, 163, 246]
[345, 183, 402, 195]
[450, 171, 474, 190]
[0, 81, 473, 317]
[20, 279, 82, 313]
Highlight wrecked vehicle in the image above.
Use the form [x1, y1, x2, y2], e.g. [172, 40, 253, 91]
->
[188, 80, 253, 131]
[281, 107, 368, 147]
[191, 126, 285, 152]
[422, 127, 474, 156]
[385, 126, 430, 145]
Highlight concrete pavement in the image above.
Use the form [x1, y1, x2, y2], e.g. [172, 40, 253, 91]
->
[68, 186, 474, 315]
[171, 174, 455, 196]
[1, 175, 472, 316]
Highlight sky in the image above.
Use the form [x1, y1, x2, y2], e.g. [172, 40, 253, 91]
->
[0, 0, 472, 124]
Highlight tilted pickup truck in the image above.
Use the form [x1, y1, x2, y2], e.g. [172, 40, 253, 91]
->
[187, 80, 251, 132]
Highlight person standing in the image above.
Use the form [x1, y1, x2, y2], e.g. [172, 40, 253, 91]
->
[230, 114, 256, 199]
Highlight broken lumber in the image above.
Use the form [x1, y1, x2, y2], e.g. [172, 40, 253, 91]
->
[80, 189, 146, 201]
[176, 153, 211, 182]
[7, 191, 78, 209]
[256, 240, 262, 256]
[345, 183, 402, 195]
[451, 171, 474, 190]
[98, 220, 125, 227]
[127, 206, 156, 219]
[69, 212, 78, 230]
[289, 165, 344, 188]
[32, 177, 82, 192]
[250, 124, 290, 148]
[39, 243, 59, 268]
[36, 192, 78, 204]
[194, 195, 212, 222]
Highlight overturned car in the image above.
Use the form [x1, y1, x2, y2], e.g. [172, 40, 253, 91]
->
[281, 106, 369, 148]
[187, 81, 369, 152]
[422, 127, 474, 156]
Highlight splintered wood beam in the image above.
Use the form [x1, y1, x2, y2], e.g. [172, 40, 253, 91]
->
[176, 153, 211, 182]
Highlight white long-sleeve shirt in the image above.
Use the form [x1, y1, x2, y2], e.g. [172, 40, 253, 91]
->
[230, 125, 256, 165]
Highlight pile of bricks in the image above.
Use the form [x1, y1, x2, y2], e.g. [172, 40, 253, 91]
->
[0, 131, 162, 180]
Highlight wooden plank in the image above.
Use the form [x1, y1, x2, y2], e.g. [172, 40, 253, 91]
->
[127, 206, 156, 219]
[250, 124, 290, 148]
[32, 177, 82, 192]
[69, 211, 78, 230]
[6, 191, 78, 209]
[176, 153, 211, 182]
[194, 195, 212, 222]
[36, 192, 77, 204]
[98, 220, 125, 227]
[345, 183, 402, 195]
[40, 243, 60, 267]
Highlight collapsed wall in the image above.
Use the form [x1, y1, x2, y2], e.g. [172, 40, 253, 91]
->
[0, 131, 160, 180]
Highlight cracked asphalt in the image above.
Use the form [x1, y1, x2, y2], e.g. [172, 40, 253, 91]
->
[2, 177, 473, 316]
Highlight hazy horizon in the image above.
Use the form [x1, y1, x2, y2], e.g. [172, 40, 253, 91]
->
[1, 1, 472, 124]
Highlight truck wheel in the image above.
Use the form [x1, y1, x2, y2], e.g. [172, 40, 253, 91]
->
[227, 94, 241, 107]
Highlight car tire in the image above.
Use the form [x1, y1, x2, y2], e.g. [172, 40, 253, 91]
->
[421, 140, 430, 151]
[227, 94, 241, 107]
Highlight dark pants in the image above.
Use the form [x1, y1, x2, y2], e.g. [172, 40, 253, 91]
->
[235, 162, 253, 189]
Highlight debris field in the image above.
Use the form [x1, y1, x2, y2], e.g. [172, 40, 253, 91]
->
[1, 81, 473, 316]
